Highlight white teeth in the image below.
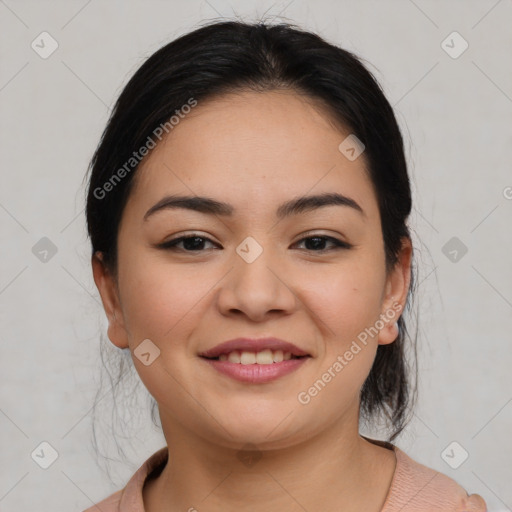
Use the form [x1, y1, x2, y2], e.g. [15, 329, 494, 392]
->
[272, 350, 284, 363]
[227, 351, 241, 363]
[256, 349, 274, 364]
[217, 349, 296, 364]
[240, 352, 256, 365]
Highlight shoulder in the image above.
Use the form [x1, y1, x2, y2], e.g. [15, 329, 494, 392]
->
[381, 445, 487, 512]
[81, 447, 169, 512]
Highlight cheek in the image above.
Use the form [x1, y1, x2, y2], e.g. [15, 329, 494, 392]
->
[295, 270, 383, 414]
[299, 259, 385, 345]
[116, 257, 207, 406]
[117, 255, 207, 343]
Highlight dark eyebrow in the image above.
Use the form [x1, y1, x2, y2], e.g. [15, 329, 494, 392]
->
[143, 192, 365, 221]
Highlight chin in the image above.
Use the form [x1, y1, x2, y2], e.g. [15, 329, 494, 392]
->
[211, 410, 307, 449]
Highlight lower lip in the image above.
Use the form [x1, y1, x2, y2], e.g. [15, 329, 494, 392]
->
[200, 357, 310, 383]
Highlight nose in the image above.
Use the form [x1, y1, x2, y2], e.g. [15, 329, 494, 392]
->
[216, 239, 297, 322]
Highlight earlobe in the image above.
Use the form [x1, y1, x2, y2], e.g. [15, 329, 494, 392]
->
[91, 252, 129, 349]
[378, 321, 400, 345]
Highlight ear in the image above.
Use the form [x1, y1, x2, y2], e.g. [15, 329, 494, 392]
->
[378, 237, 412, 346]
[91, 252, 129, 349]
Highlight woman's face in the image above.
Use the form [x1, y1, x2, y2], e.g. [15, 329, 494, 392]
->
[93, 89, 411, 449]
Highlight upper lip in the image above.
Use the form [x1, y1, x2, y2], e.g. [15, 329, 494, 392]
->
[198, 337, 311, 359]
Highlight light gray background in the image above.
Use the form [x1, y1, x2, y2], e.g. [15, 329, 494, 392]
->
[1, 1, 511, 511]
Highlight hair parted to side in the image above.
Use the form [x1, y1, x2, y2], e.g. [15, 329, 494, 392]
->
[84, 19, 418, 466]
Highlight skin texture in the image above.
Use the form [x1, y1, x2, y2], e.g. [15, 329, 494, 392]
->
[92, 89, 412, 512]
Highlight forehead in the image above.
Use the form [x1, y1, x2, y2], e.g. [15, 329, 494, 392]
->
[128, 89, 378, 220]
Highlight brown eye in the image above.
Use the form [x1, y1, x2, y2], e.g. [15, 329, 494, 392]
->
[293, 236, 352, 252]
[159, 235, 219, 252]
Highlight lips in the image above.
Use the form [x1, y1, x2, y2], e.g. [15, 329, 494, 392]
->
[198, 337, 311, 359]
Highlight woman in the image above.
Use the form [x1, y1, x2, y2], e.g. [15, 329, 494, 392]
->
[83, 20, 487, 512]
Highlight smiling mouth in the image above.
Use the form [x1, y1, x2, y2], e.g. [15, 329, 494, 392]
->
[201, 349, 309, 364]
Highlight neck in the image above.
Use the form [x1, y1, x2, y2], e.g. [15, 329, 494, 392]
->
[143, 412, 396, 512]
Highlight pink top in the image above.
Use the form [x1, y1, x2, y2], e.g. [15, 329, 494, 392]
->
[83, 439, 487, 511]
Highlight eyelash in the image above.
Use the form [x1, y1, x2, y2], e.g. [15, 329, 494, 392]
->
[157, 233, 353, 253]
